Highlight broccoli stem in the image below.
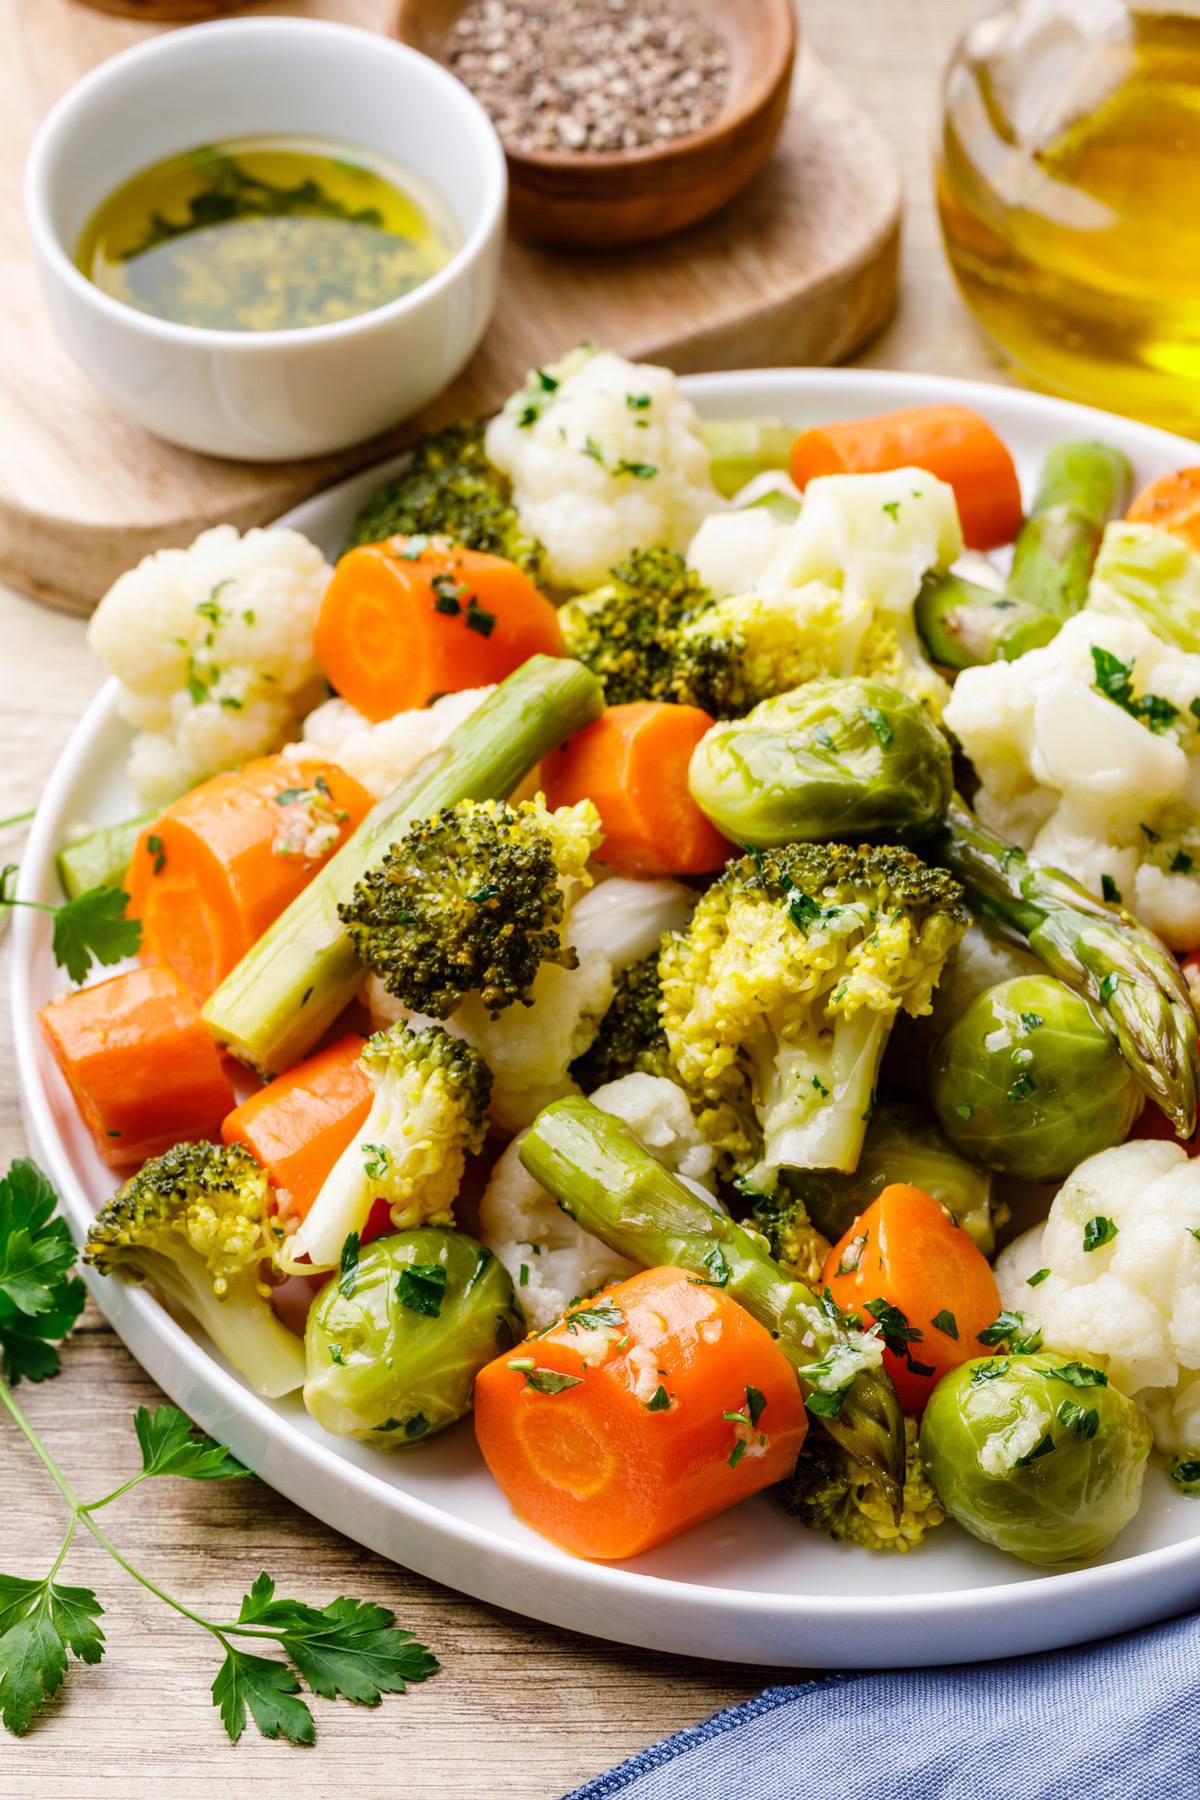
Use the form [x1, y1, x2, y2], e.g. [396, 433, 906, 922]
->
[756, 1013, 888, 1180]
[702, 420, 797, 500]
[144, 1259, 306, 1398]
[202, 656, 604, 1075]
[939, 797, 1200, 1136]
[1008, 440, 1133, 621]
[56, 812, 156, 900]
[914, 572, 1059, 669]
[519, 1096, 906, 1511]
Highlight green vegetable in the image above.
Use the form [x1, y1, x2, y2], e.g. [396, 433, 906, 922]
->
[1008, 441, 1133, 621]
[343, 419, 542, 574]
[687, 677, 953, 847]
[1086, 521, 1200, 652]
[776, 1103, 998, 1255]
[569, 950, 672, 1091]
[919, 1352, 1152, 1566]
[777, 1415, 944, 1551]
[936, 797, 1200, 1137]
[202, 655, 604, 1075]
[0, 1159, 436, 1742]
[701, 419, 796, 499]
[279, 1025, 492, 1274]
[557, 547, 712, 706]
[659, 841, 967, 1181]
[518, 1096, 906, 1514]
[83, 1142, 305, 1399]
[914, 571, 1059, 669]
[340, 793, 599, 1020]
[303, 1229, 521, 1448]
[1, 864, 141, 986]
[56, 813, 156, 901]
[930, 975, 1143, 1182]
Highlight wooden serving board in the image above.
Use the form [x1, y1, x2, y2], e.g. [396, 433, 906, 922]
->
[1, 0, 901, 612]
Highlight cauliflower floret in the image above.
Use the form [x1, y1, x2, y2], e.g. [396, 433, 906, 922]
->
[945, 612, 1200, 947]
[687, 505, 794, 599]
[451, 952, 615, 1133]
[297, 687, 494, 800]
[995, 1139, 1200, 1449]
[485, 347, 719, 591]
[88, 524, 331, 807]
[479, 1072, 718, 1329]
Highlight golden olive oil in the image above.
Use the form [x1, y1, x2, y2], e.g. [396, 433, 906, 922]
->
[937, 9, 1200, 433]
[78, 136, 458, 332]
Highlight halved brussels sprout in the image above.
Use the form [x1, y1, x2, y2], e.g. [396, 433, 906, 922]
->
[304, 1228, 522, 1449]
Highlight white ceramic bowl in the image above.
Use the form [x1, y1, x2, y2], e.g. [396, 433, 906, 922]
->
[23, 18, 507, 461]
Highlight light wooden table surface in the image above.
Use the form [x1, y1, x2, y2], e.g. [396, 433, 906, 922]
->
[0, 4, 1003, 1795]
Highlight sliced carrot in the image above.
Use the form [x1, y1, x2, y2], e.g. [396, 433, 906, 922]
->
[315, 538, 563, 721]
[1126, 468, 1200, 552]
[222, 1032, 371, 1224]
[789, 405, 1024, 550]
[822, 1183, 1001, 1413]
[39, 964, 235, 1169]
[541, 701, 733, 877]
[125, 754, 370, 1005]
[474, 1265, 807, 1561]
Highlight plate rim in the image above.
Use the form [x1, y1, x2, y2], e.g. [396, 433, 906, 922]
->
[15, 365, 1200, 1663]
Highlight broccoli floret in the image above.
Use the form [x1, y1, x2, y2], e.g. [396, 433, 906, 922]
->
[558, 548, 713, 705]
[569, 951, 673, 1090]
[659, 843, 967, 1184]
[340, 794, 602, 1019]
[84, 1142, 305, 1398]
[749, 1187, 832, 1289]
[344, 421, 544, 576]
[778, 1416, 945, 1552]
[279, 1024, 492, 1273]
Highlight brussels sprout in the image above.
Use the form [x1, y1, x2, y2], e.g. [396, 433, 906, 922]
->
[781, 1103, 999, 1255]
[304, 1228, 522, 1449]
[930, 975, 1143, 1183]
[687, 677, 952, 847]
[920, 1352, 1152, 1565]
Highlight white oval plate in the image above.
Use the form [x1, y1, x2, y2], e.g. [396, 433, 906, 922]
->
[14, 369, 1200, 1669]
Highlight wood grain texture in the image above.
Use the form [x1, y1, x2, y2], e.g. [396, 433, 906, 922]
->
[0, 3, 1010, 1795]
[0, 0, 899, 610]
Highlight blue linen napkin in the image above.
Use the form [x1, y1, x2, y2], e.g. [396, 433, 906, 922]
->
[563, 1608, 1199, 1800]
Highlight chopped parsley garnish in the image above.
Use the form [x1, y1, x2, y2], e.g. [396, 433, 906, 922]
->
[955, 1103, 973, 1122]
[1007, 1071, 1036, 1103]
[837, 1233, 867, 1276]
[465, 600, 496, 637]
[1101, 874, 1121, 904]
[811, 1075, 831, 1097]
[860, 704, 894, 748]
[562, 1302, 624, 1334]
[1042, 1362, 1108, 1389]
[1099, 971, 1120, 1003]
[519, 1264, 529, 1287]
[1082, 1215, 1118, 1252]
[1057, 1400, 1099, 1439]
[625, 392, 652, 410]
[338, 1232, 360, 1298]
[361, 1142, 391, 1180]
[728, 1438, 748, 1470]
[688, 1245, 731, 1289]
[1015, 1432, 1056, 1468]
[1090, 645, 1180, 733]
[520, 1367, 583, 1396]
[612, 459, 658, 480]
[745, 1384, 767, 1427]
[1171, 849, 1196, 875]
[804, 1388, 847, 1419]
[396, 1262, 447, 1318]
[146, 833, 166, 876]
[1018, 1011, 1043, 1034]
[645, 1385, 671, 1412]
[969, 1360, 1010, 1386]
[931, 1309, 958, 1340]
[1169, 1456, 1200, 1494]
[881, 500, 901, 521]
[581, 436, 604, 463]
[979, 1310, 1043, 1353]
[1026, 1267, 1051, 1288]
[329, 1343, 344, 1365]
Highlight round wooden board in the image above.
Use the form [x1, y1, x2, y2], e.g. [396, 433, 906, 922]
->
[0, 0, 900, 612]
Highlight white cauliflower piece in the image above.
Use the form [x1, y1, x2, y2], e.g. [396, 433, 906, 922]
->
[945, 611, 1200, 948]
[687, 505, 794, 599]
[88, 524, 331, 807]
[485, 347, 719, 591]
[297, 687, 494, 801]
[479, 1072, 718, 1329]
[763, 468, 963, 616]
[995, 1139, 1200, 1450]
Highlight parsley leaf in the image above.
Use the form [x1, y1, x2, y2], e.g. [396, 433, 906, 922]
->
[339, 1232, 361, 1297]
[979, 1310, 1043, 1353]
[0, 1160, 85, 1384]
[1082, 1215, 1118, 1252]
[745, 1384, 767, 1427]
[0, 868, 142, 987]
[860, 704, 894, 748]
[1043, 1361, 1108, 1389]
[133, 1405, 253, 1482]
[1090, 645, 1180, 733]
[931, 1309, 959, 1340]
[212, 1645, 315, 1746]
[396, 1263, 447, 1319]
[0, 1575, 105, 1734]
[521, 1367, 583, 1395]
[1057, 1399, 1099, 1439]
[689, 1245, 731, 1289]
[563, 1302, 624, 1333]
[1026, 1267, 1051, 1288]
[1169, 1457, 1200, 1494]
[645, 1384, 671, 1412]
[1015, 1432, 1056, 1469]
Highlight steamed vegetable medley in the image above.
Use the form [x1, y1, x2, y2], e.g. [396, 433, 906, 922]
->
[44, 345, 1200, 1572]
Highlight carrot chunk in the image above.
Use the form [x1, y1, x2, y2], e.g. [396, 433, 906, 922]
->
[222, 1032, 371, 1224]
[1126, 467, 1200, 553]
[474, 1265, 807, 1560]
[39, 964, 235, 1168]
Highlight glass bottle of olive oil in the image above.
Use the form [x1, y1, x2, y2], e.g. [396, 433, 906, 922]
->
[78, 137, 458, 333]
[937, 2, 1200, 433]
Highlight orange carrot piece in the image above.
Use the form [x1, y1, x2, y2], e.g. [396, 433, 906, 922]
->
[541, 701, 734, 877]
[315, 538, 563, 721]
[789, 405, 1024, 550]
[1126, 468, 1200, 553]
[474, 1265, 807, 1561]
[125, 754, 371, 1005]
[222, 1032, 371, 1224]
[39, 964, 235, 1169]
[822, 1183, 1001, 1413]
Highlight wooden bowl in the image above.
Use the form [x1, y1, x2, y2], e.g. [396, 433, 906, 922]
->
[394, 0, 797, 249]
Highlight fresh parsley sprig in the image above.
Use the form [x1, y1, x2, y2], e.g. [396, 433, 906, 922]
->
[0, 864, 141, 984]
[0, 1157, 437, 1741]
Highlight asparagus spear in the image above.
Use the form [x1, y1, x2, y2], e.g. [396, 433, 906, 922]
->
[202, 656, 604, 1076]
[915, 571, 1059, 669]
[1008, 440, 1133, 620]
[520, 1096, 907, 1512]
[915, 441, 1132, 670]
[702, 420, 797, 500]
[939, 798, 1200, 1136]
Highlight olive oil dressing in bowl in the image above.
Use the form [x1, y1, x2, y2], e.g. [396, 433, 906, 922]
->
[77, 137, 458, 334]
